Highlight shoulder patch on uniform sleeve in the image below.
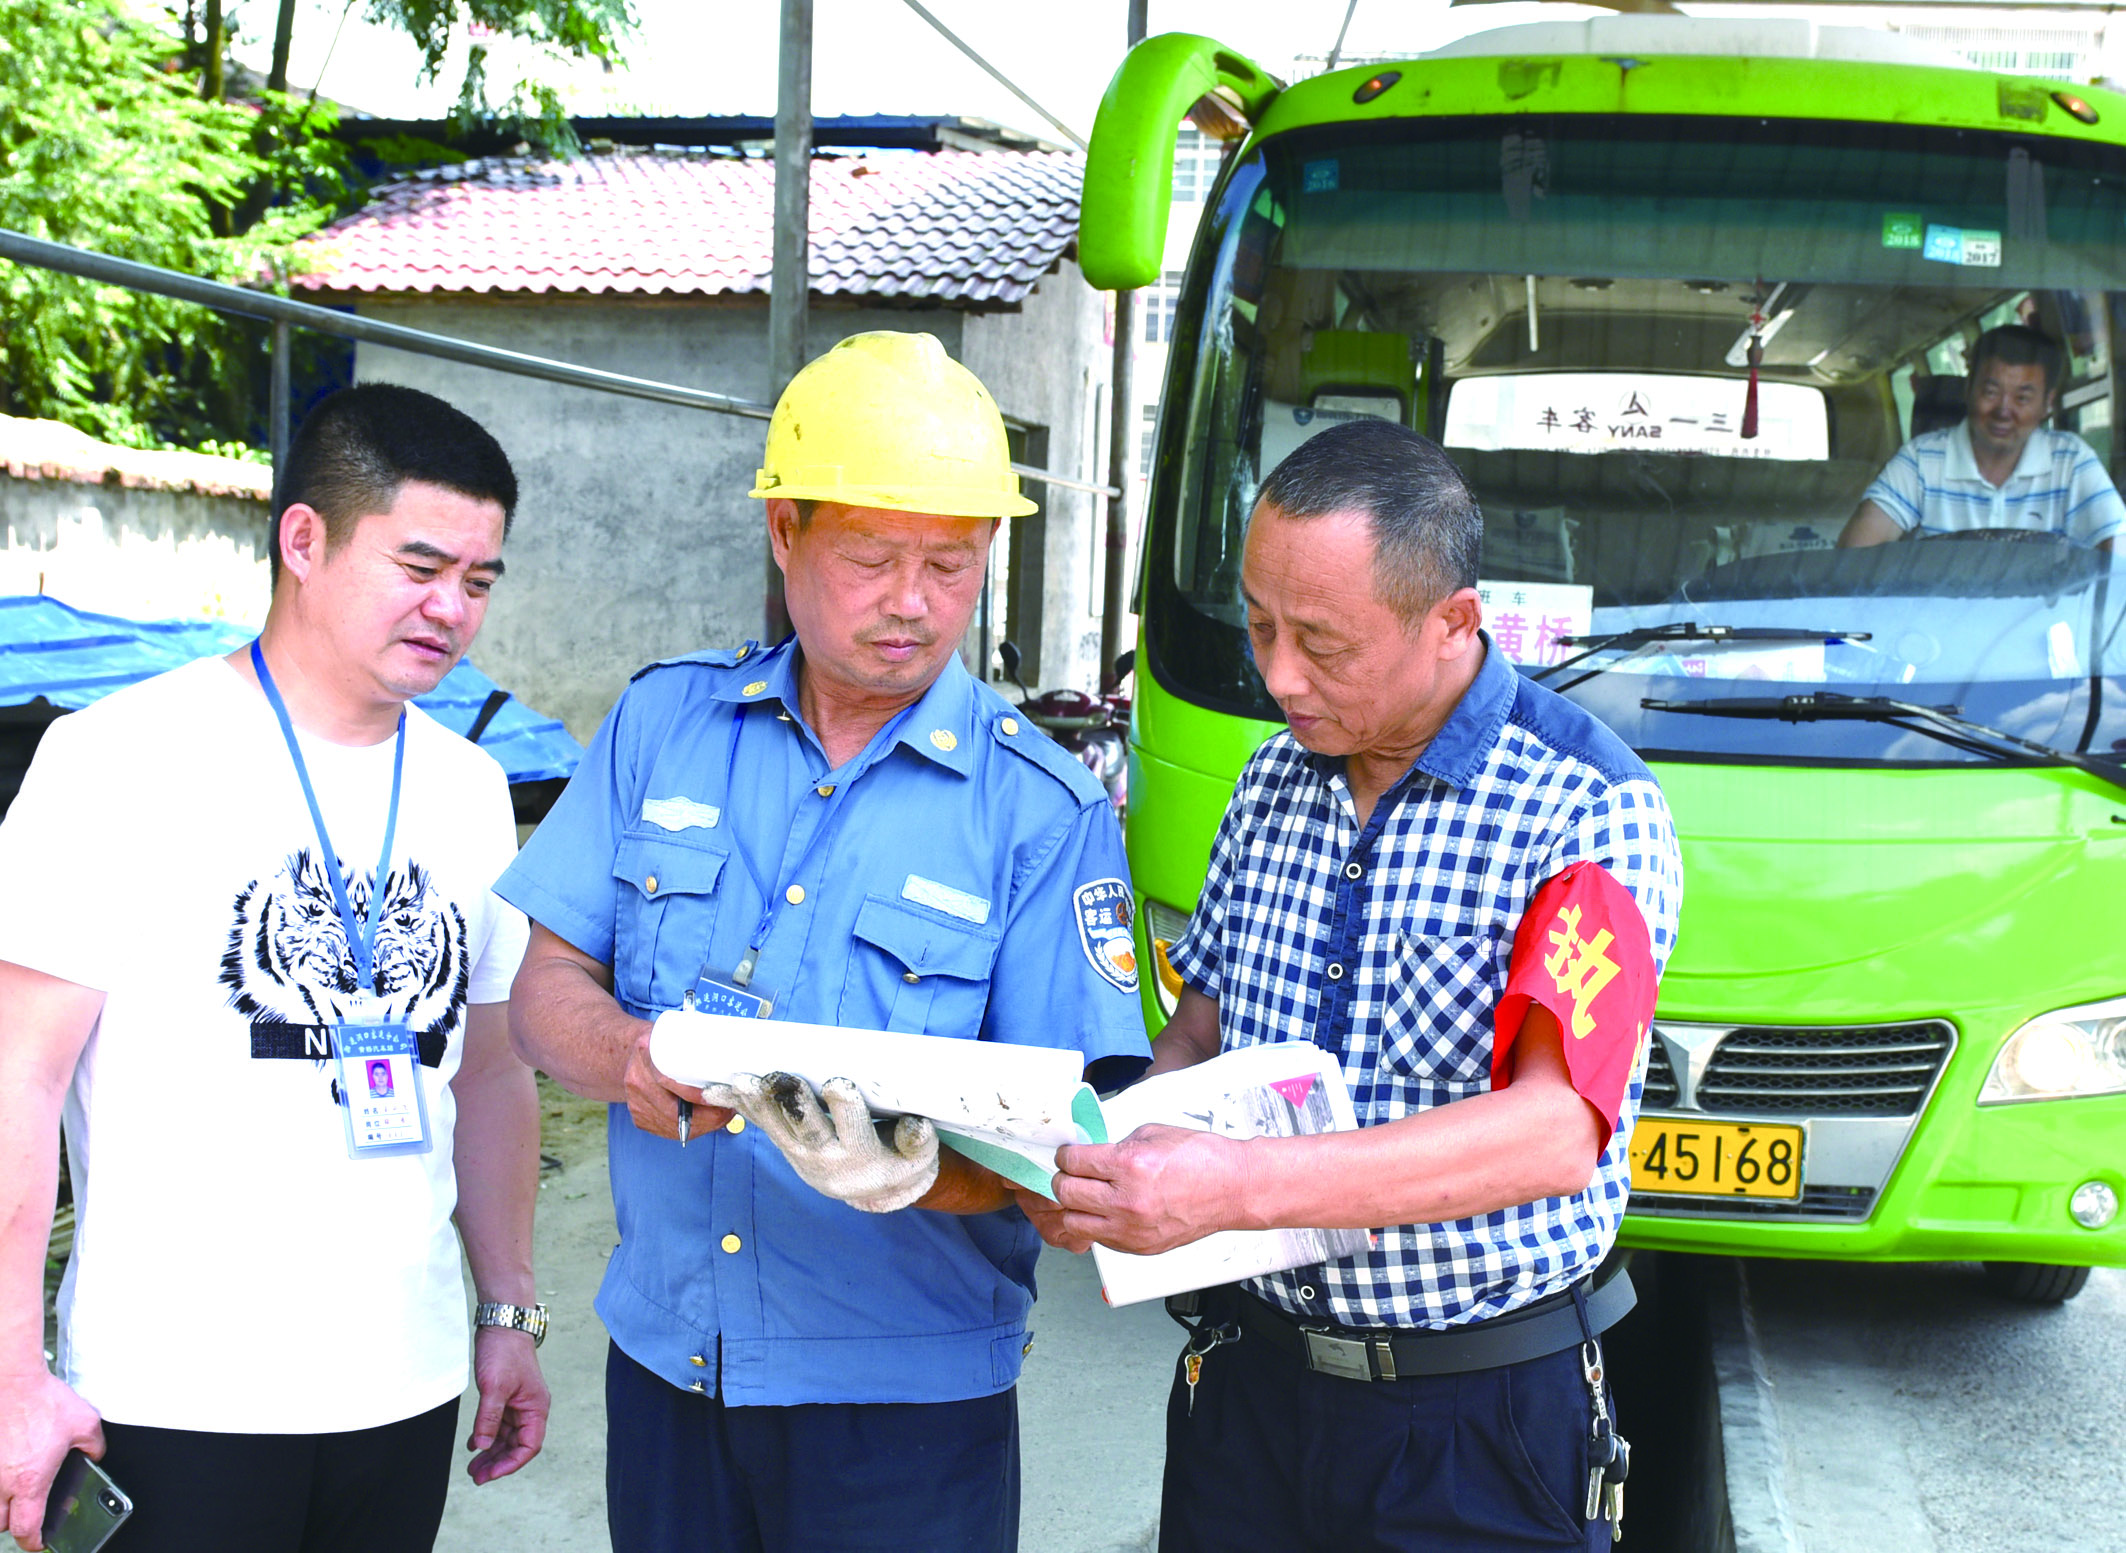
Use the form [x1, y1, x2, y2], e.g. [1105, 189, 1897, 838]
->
[629, 641, 761, 683]
[1073, 878, 1139, 993]
[991, 716, 1108, 806]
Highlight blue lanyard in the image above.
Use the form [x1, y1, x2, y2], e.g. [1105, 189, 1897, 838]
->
[250, 641, 406, 1000]
[719, 694, 915, 984]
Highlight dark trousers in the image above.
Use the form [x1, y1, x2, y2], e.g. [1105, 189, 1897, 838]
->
[1159, 1314, 1613, 1553]
[604, 1341, 1019, 1553]
[96, 1398, 457, 1553]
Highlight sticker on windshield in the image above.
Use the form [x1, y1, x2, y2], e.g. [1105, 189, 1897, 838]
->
[1475, 581, 1593, 668]
[1302, 158, 1340, 193]
[1882, 212, 1924, 249]
[1921, 224, 2002, 267]
[1922, 224, 1966, 263]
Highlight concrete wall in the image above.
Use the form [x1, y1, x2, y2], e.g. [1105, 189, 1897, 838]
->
[0, 479, 270, 628]
[964, 255, 1109, 691]
[352, 286, 1105, 742]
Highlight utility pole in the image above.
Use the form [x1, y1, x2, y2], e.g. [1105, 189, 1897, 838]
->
[1099, 0, 1149, 691]
[765, 0, 813, 644]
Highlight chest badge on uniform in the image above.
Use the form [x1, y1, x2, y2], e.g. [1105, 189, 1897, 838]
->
[1073, 877, 1139, 994]
[641, 796, 721, 832]
[929, 728, 958, 752]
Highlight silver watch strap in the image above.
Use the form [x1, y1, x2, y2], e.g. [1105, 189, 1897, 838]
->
[475, 1300, 549, 1348]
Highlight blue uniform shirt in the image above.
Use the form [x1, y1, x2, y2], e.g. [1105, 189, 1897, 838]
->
[497, 638, 1150, 1406]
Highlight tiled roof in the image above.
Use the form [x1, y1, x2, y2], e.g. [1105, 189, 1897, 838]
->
[293, 149, 1082, 306]
[0, 415, 269, 500]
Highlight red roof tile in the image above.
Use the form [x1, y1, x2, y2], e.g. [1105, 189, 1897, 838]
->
[292, 149, 1082, 306]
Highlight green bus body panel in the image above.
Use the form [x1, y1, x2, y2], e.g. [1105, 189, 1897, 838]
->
[1080, 34, 1280, 291]
[1250, 51, 2126, 148]
[1079, 33, 2126, 295]
[1125, 669, 2126, 1268]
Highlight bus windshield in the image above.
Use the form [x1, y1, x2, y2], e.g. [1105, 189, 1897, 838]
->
[1147, 115, 2126, 769]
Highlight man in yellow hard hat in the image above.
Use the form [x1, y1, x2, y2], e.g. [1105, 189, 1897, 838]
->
[500, 332, 1151, 1553]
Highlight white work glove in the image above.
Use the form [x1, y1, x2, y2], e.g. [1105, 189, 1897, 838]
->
[704, 1071, 939, 1213]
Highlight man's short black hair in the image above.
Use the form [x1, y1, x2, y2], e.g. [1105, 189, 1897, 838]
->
[1253, 417, 1482, 621]
[1970, 324, 2067, 398]
[269, 384, 517, 585]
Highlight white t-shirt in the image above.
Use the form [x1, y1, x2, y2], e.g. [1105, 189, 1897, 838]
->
[0, 656, 529, 1433]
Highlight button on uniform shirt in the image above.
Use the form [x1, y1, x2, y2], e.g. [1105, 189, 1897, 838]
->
[498, 639, 1150, 1405]
[1862, 421, 2126, 544]
[1167, 639, 1683, 1332]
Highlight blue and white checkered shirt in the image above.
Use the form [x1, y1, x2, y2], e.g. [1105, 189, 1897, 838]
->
[1167, 638, 1683, 1332]
[1862, 422, 2125, 545]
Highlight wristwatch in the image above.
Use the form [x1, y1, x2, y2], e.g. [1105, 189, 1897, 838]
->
[474, 1301, 549, 1348]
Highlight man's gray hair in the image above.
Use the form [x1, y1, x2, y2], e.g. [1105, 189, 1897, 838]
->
[1254, 418, 1482, 621]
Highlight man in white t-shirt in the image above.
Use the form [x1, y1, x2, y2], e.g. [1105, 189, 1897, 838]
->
[0, 385, 546, 1552]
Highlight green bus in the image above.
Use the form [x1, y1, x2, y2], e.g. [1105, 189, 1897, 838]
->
[1088, 18, 2126, 1299]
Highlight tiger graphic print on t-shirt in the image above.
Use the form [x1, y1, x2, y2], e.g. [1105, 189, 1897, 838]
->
[220, 845, 471, 1070]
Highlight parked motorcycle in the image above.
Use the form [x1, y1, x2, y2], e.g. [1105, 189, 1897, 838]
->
[998, 640, 1130, 820]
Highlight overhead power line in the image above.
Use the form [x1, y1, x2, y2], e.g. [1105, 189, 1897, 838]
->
[1327, 1, 1361, 70]
[897, 0, 1089, 151]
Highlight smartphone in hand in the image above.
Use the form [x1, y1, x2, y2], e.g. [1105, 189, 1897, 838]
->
[40, 1450, 131, 1553]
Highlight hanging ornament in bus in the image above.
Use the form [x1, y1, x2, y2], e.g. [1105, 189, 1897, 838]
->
[1741, 288, 1765, 441]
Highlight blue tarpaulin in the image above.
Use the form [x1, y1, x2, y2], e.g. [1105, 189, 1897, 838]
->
[0, 595, 582, 785]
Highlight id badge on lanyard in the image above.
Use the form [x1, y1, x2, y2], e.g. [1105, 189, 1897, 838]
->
[335, 1012, 434, 1157]
[252, 641, 434, 1160]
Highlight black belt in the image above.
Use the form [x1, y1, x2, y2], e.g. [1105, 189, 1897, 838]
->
[1232, 1270, 1636, 1381]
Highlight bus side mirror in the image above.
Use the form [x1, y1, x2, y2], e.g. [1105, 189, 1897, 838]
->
[1080, 34, 1279, 291]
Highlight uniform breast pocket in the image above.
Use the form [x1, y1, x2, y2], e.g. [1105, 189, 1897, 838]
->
[611, 831, 729, 1012]
[842, 895, 1002, 1036]
[1378, 932, 1503, 1090]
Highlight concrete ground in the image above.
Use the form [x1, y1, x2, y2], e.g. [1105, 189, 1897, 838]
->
[435, 1113, 1174, 1553]
[1720, 1259, 2126, 1553]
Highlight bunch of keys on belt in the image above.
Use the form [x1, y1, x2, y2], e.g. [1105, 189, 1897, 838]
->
[1581, 1338, 1631, 1539]
[1181, 1320, 1240, 1417]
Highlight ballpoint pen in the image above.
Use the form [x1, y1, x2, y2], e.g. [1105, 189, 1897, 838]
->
[677, 1098, 693, 1148]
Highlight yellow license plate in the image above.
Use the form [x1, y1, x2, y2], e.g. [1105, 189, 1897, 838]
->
[1629, 1117, 1805, 1201]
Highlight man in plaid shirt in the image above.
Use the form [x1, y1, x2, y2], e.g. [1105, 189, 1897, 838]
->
[1032, 419, 1682, 1551]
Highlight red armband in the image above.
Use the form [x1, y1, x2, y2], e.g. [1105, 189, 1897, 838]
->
[1492, 860, 1659, 1149]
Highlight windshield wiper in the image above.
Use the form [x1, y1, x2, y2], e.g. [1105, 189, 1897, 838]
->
[1533, 621, 1872, 688]
[1640, 691, 2126, 794]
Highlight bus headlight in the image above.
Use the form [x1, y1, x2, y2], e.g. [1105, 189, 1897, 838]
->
[1981, 997, 2126, 1104]
[2071, 1181, 2119, 1230]
[1142, 899, 1191, 1020]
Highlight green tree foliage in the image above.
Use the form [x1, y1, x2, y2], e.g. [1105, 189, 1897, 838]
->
[0, 0, 339, 448]
[1, 0, 633, 453]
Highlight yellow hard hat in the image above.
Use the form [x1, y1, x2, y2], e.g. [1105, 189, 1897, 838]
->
[749, 331, 1037, 519]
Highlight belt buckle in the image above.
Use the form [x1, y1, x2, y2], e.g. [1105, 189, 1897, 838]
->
[1301, 1327, 1378, 1382]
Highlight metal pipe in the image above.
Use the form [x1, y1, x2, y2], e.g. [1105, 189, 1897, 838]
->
[1011, 463, 1118, 500]
[766, 0, 814, 641]
[0, 229, 1122, 503]
[1098, 0, 1149, 692]
[269, 317, 290, 486]
[0, 228, 775, 420]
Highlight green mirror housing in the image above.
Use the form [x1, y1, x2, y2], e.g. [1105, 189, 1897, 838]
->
[1079, 33, 1279, 291]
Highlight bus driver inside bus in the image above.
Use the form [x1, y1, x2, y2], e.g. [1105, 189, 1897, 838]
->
[1839, 323, 2124, 552]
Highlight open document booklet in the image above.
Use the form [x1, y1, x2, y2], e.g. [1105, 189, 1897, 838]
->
[648, 1011, 1371, 1305]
